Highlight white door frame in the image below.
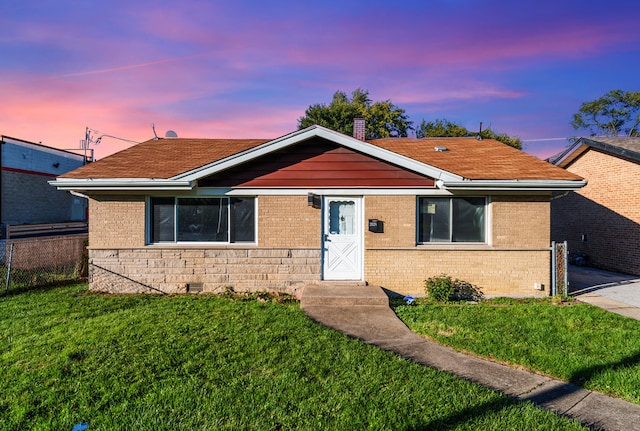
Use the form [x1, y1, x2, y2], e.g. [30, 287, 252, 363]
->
[322, 196, 364, 281]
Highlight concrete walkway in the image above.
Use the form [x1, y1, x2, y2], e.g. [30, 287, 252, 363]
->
[301, 284, 640, 431]
[569, 265, 640, 320]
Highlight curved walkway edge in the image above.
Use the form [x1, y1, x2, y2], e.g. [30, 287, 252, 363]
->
[301, 285, 640, 431]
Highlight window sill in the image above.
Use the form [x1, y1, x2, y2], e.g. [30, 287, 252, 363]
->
[146, 243, 258, 248]
[415, 243, 491, 250]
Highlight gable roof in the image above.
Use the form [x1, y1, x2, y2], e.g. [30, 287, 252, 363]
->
[371, 137, 578, 181]
[51, 125, 584, 192]
[553, 137, 640, 168]
[59, 138, 269, 179]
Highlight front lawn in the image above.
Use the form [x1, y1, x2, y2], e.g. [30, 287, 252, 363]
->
[394, 297, 640, 404]
[0, 285, 585, 430]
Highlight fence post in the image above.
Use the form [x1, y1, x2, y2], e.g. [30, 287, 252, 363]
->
[563, 240, 569, 296]
[5, 242, 14, 293]
[551, 241, 556, 296]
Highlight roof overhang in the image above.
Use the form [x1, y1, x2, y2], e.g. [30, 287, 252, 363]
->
[50, 126, 463, 192]
[49, 178, 194, 191]
[553, 137, 640, 168]
[50, 125, 585, 193]
[437, 179, 587, 192]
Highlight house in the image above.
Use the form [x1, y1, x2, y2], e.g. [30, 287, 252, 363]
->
[551, 137, 640, 276]
[50, 123, 585, 296]
[1, 135, 88, 238]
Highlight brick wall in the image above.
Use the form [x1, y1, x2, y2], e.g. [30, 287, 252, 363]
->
[364, 195, 415, 247]
[86, 193, 552, 296]
[258, 195, 321, 248]
[492, 196, 550, 248]
[364, 195, 551, 296]
[1, 170, 77, 226]
[88, 195, 146, 248]
[365, 249, 549, 296]
[552, 149, 640, 275]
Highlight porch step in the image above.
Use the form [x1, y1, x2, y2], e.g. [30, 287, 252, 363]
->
[300, 284, 389, 308]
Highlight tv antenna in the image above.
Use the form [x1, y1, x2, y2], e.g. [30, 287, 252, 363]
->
[80, 127, 139, 164]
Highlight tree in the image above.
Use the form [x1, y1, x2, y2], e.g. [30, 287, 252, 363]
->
[297, 89, 412, 138]
[481, 129, 523, 150]
[416, 119, 522, 150]
[416, 119, 468, 138]
[571, 90, 640, 137]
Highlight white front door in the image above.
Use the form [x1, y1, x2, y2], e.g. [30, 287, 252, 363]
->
[322, 196, 363, 280]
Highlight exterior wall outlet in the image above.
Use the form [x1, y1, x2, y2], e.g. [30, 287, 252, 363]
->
[534, 283, 544, 290]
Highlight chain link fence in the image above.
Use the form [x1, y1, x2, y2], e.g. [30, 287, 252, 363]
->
[551, 240, 568, 296]
[1, 235, 88, 294]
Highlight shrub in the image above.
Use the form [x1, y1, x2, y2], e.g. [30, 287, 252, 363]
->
[424, 274, 483, 302]
[425, 274, 455, 302]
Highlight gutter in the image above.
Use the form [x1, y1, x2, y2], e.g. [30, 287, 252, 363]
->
[49, 178, 194, 191]
[436, 179, 587, 192]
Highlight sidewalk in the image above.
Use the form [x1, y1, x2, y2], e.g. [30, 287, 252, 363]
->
[301, 284, 640, 431]
[569, 265, 640, 320]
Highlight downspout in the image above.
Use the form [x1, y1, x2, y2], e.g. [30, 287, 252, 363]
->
[550, 191, 570, 200]
[70, 190, 90, 200]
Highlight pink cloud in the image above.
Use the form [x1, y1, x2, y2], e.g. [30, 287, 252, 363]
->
[0, 65, 303, 160]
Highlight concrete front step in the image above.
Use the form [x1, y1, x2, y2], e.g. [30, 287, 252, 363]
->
[300, 284, 389, 308]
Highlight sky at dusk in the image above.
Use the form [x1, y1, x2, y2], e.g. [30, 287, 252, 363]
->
[1, 0, 639, 161]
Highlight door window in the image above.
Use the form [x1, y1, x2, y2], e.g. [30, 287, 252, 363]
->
[328, 201, 355, 235]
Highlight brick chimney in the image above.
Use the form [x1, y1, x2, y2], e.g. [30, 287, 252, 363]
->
[353, 117, 365, 141]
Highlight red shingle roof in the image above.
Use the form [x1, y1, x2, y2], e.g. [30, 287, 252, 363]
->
[59, 135, 582, 182]
[370, 137, 582, 180]
[60, 138, 269, 179]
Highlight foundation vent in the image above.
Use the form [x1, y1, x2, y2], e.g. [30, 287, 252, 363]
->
[187, 283, 203, 293]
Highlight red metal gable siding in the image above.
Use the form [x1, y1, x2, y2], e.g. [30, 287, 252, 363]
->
[198, 138, 435, 188]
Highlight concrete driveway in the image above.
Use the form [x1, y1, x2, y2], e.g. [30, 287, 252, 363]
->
[569, 265, 640, 319]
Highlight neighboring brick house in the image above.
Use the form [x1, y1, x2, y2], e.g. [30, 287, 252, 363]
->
[551, 137, 640, 276]
[51, 124, 585, 296]
[1, 135, 88, 238]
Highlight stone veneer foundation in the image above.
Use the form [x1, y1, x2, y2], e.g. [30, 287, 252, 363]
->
[89, 247, 321, 295]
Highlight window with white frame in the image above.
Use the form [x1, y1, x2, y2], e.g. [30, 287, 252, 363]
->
[418, 197, 486, 243]
[149, 197, 255, 243]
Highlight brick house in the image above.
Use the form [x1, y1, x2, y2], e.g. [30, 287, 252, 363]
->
[551, 137, 640, 276]
[51, 124, 585, 296]
[1, 135, 88, 238]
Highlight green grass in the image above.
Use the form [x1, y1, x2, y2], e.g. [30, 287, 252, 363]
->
[394, 297, 640, 404]
[0, 285, 586, 431]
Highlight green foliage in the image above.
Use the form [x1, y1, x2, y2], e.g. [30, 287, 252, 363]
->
[483, 129, 523, 150]
[297, 89, 413, 138]
[424, 274, 483, 302]
[571, 89, 640, 137]
[0, 284, 585, 430]
[395, 299, 640, 404]
[416, 119, 523, 150]
[425, 274, 456, 302]
[416, 119, 469, 138]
